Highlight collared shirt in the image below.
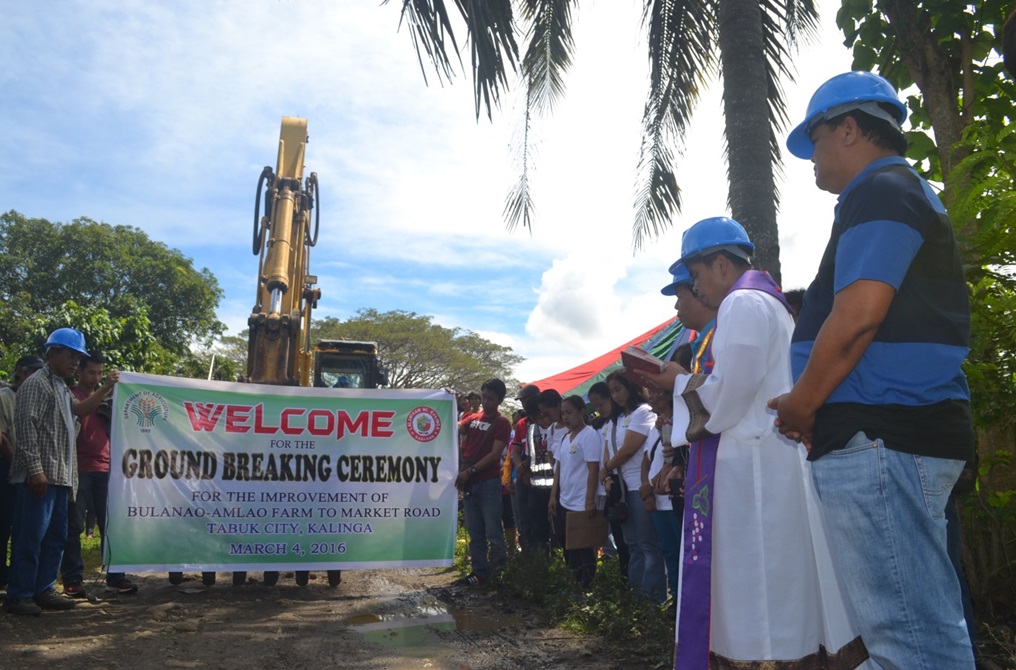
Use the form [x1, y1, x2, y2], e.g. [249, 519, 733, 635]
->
[791, 155, 974, 461]
[10, 364, 78, 496]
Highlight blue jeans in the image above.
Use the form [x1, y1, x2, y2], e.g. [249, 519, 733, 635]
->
[8, 483, 69, 599]
[62, 471, 125, 585]
[651, 509, 681, 600]
[812, 432, 973, 670]
[462, 478, 506, 580]
[621, 489, 666, 604]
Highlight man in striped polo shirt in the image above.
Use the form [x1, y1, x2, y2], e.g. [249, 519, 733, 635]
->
[772, 72, 976, 668]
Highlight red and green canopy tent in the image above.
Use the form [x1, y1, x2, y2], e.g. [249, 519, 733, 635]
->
[524, 317, 688, 399]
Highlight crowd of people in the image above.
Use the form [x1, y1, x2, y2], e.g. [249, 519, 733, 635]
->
[453, 70, 982, 670]
[0, 327, 133, 616]
[0, 68, 984, 668]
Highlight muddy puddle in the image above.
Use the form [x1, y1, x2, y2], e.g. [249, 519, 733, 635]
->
[344, 599, 524, 659]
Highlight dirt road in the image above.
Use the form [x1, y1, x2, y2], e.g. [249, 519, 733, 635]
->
[1, 568, 622, 670]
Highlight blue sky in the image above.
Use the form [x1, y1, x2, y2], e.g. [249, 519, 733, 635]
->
[1, 1, 852, 382]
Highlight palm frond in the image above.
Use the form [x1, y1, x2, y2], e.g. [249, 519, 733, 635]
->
[391, 0, 520, 120]
[758, 0, 819, 204]
[459, 0, 522, 119]
[504, 0, 577, 232]
[504, 96, 537, 233]
[633, 0, 717, 249]
[519, 0, 577, 115]
[781, 0, 818, 48]
[393, 0, 462, 88]
[633, 134, 682, 250]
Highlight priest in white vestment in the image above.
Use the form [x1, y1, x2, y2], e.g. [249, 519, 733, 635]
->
[642, 217, 870, 670]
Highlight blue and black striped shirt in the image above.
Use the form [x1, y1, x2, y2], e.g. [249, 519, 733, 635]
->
[792, 156, 975, 461]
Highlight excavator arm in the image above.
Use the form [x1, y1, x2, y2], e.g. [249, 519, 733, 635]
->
[247, 117, 321, 386]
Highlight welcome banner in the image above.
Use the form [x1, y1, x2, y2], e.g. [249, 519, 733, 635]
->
[107, 372, 458, 572]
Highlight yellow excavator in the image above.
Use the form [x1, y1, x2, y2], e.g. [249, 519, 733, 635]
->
[247, 116, 321, 389]
[242, 117, 339, 588]
[169, 118, 348, 588]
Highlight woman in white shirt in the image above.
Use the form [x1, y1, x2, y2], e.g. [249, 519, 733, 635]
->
[549, 395, 602, 589]
[601, 371, 667, 605]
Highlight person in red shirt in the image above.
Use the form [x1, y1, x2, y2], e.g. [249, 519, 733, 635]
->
[61, 351, 138, 597]
[455, 379, 512, 586]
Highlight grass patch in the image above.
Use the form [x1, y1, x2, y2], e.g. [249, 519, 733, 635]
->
[494, 550, 674, 667]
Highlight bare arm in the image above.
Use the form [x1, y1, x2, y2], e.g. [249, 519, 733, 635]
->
[548, 467, 560, 518]
[604, 429, 647, 471]
[584, 461, 598, 517]
[71, 370, 119, 417]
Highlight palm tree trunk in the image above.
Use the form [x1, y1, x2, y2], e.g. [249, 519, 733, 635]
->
[717, 0, 782, 284]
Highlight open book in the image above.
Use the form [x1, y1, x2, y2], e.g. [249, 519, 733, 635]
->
[619, 346, 665, 389]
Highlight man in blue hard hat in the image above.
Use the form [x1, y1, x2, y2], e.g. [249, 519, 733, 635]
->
[4, 328, 118, 615]
[771, 71, 976, 667]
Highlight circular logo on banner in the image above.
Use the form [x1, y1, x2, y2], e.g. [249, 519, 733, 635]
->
[406, 406, 441, 442]
[122, 390, 170, 433]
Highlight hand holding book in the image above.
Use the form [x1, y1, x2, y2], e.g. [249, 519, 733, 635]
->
[620, 346, 688, 391]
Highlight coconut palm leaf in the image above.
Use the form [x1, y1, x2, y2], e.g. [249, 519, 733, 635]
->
[633, 0, 716, 249]
[505, 0, 577, 232]
[391, 0, 520, 120]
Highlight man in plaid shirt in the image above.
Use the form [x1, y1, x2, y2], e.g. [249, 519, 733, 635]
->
[4, 328, 117, 616]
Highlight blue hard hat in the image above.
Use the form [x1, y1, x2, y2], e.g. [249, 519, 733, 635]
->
[44, 328, 88, 356]
[787, 71, 907, 159]
[661, 261, 693, 296]
[671, 217, 754, 271]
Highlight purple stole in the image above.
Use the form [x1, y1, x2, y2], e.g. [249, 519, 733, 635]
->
[674, 271, 792, 670]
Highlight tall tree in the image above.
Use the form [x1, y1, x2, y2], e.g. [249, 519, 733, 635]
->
[836, 1, 1014, 188]
[312, 309, 522, 392]
[389, 0, 819, 282]
[0, 211, 224, 355]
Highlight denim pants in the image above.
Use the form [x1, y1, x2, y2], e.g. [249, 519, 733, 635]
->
[651, 508, 681, 600]
[62, 471, 125, 585]
[812, 432, 973, 670]
[621, 489, 666, 604]
[8, 483, 70, 599]
[462, 478, 506, 580]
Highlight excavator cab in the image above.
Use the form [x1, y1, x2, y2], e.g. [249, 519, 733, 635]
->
[313, 340, 387, 389]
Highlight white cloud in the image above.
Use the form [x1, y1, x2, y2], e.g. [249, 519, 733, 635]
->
[0, 0, 854, 387]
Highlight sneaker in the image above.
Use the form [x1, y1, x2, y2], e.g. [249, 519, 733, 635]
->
[453, 573, 486, 586]
[106, 578, 138, 594]
[63, 580, 88, 598]
[4, 598, 42, 616]
[34, 588, 76, 610]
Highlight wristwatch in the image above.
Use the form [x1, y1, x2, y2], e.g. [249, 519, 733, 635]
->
[469, 466, 477, 475]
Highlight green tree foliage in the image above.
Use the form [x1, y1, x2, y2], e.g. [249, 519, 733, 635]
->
[836, 0, 1015, 186]
[0, 300, 169, 375]
[836, 1, 1016, 611]
[0, 211, 225, 359]
[312, 309, 523, 392]
[391, 0, 820, 280]
[173, 334, 248, 382]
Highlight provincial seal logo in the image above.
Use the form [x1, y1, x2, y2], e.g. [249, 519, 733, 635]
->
[122, 390, 170, 433]
[406, 406, 441, 443]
